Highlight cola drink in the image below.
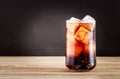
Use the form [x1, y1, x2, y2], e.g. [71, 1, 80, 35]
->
[66, 15, 96, 71]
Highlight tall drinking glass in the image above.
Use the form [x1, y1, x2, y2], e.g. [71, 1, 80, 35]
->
[66, 15, 96, 71]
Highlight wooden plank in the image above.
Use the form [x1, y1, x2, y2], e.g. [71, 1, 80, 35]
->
[0, 56, 119, 79]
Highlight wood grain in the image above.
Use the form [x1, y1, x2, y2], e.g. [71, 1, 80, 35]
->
[0, 56, 119, 79]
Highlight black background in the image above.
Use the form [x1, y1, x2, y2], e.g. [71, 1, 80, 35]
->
[0, 0, 120, 56]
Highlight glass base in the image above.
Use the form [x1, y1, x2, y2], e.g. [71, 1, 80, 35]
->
[66, 64, 96, 71]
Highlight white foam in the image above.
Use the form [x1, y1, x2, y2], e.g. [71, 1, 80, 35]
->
[66, 17, 81, 23]
[82, 15, 96, 24]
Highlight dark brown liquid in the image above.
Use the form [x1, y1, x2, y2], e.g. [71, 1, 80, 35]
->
[66, 53, 96, 71]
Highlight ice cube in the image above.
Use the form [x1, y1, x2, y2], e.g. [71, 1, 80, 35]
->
[82, 15, 96, 24]
[74, 27, 90, 45]
[66, 17, 81, 35]
[66, 17, 81, 23]
[79, 23, 91, 31]
[66, 29, 74, 40]
[82, 15, 96, 30]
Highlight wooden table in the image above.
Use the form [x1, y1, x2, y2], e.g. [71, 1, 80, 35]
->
[0, 56, 119, 79]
